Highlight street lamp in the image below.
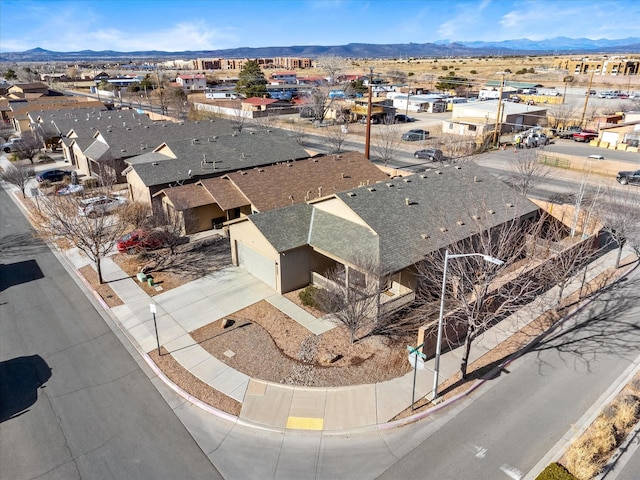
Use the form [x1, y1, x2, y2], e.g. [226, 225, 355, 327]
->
[431, 249, 504, 401]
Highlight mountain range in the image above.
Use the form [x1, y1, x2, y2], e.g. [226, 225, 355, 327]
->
[1, 37, 639, 63]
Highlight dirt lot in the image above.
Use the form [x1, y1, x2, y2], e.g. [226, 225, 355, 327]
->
[191, 300, 412, 387]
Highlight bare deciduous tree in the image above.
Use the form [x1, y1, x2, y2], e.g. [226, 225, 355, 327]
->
[508, 148, 551, 195]
[34, 196, 128, 283]
[598, 189, 640, 268]
[315, 55, 347, 84]
[313, 256, 386, 344]
[324, 124, 349, 153]
[1, 162, 34, 198]
[372, 120, 402, 166]
[14, 131, 43, 164]
[230, 107, 248, 132]
[308, 85, 337, 124]
[416, 216, 547, 378]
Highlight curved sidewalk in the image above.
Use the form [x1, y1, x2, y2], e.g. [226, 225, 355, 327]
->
[65, 243, 629, 432]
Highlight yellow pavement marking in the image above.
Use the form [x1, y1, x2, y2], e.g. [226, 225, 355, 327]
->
[286, 416, 324, 430]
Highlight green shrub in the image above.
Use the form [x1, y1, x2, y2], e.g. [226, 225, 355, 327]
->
[535, 462, 578, 480]
[299, 286, 319, 307]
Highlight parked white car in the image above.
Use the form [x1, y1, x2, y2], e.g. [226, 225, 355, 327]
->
[2, 137, 22, 153]
[78, 195, 127, 217]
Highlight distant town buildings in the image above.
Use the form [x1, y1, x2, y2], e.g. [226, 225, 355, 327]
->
[556, 56, 639, 76]
[193, 57, 313, 71]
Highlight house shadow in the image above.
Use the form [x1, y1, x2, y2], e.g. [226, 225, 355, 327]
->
[0, 259, 45, 292]
[0, 355, 52, 423]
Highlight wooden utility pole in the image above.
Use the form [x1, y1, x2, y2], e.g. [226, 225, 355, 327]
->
[365, 66, 374, 160]
[491, 73, 506, 147]
[580, 70, 595, 128]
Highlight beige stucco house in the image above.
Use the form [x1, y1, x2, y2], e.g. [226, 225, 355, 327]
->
[227, 162, 540, 314]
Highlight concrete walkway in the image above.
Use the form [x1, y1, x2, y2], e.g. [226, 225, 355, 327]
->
[64, 241, 631, 432]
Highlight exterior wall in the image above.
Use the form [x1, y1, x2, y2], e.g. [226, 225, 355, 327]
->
[279, 246, 316, 293]
[229, 220, 279, 266]
[126, 171, 152, 206]
[191, 203, 225, 233]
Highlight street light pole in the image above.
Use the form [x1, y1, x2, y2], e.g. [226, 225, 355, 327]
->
[431, 250, 504, 401]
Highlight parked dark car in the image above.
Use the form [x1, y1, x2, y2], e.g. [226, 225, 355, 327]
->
[117, 230, 166, 254]
[394, 114, 415, 123]
[36, 169, 70, 183]
[402, 129, 429, 141]
[414, 148, 444, 162]
[616, 170, 640, 186]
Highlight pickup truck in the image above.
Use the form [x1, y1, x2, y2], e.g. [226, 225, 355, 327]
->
[573, 131, 599, 142]
[2, 137, 22, 153]
[556, 126, 581, 139]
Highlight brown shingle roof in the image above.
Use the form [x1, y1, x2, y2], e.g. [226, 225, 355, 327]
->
[198, 177, 250, 211]
[224, 152, 389, 212]
[153, 183, 215, 210]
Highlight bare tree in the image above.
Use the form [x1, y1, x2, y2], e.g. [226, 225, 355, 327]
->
[598, 189, 640, 268]
[415, 216, 547, 378]
[313, 256, 386, 344]
[251, 113, 276, 131]
[372, 121, 402, 166]
[1, 162, 34, 198]
[385, 69, 408, 85]
[148, 205, 195, 255]
[230, 107, 248, 132]
[13, 131, 43, 164]
[315, 55, 347, 84]
[117, 201, 153, 230]
[548, 103, 581, 131]
[33, 196, 128, 283]
[308, 85, 337, 124]
[532, 212, 596, 304]
[324, 124, 349, 153]
[508, 148, 551, 195]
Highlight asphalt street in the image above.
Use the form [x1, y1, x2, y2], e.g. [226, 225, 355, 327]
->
[0, 188, 223, 480]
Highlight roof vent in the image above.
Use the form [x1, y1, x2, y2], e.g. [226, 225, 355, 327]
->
[287, 163, 292, 167]
[403, 178, 411, 183]
[347, 192, 356, 197]
[420, 174, 428, 179]
[506, 203, 514, 207]
[421, 234, 430, 240]
[405, 198, 412, 206]
[386, 183, 395, 188]
[455, 166, 461, 170]
[368, 187, 376, 192]
[488, 210, 495, 214]
[313, 158, 319, 163]
[474, 176, 480, 182]
[191, 138, 198, 144]
[258, 168, 264, 172]
[240, 171, 247, 175]
[152, 162, 159, 166]
[250, 131, 255, 135]
[435, 170, 442, 175]
[472, 215, 480, 220]
[439, 227, 448, 233]
[457, 220, 465, 226]
[120, 149, 126, 152]
[336, 155, 342, 160]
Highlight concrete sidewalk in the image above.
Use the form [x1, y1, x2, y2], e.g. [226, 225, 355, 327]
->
[68, 241, 631, 432]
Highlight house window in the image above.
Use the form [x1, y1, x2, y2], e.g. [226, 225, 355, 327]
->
[468, 125, 477, 132]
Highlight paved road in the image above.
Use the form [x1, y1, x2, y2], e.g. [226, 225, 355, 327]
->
[377, 268, 640, 479]
[0, 188, 222, 480]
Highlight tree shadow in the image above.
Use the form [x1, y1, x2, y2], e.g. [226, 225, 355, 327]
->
[0, 232, 48, 258]
[0, 259, 44, 291]
[438, 270, 640, 397]
[0, 355, 52, 423]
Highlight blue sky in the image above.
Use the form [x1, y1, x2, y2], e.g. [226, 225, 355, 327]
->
[1, 0, 638, 53]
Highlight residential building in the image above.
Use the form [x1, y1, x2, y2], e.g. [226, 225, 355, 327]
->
[227, 162, 540, 307]
[153, 151, 390, 233]
[176, 74, 207, 91]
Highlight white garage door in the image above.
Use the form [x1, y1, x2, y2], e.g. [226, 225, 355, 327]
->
[237, 242, 277, 289]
